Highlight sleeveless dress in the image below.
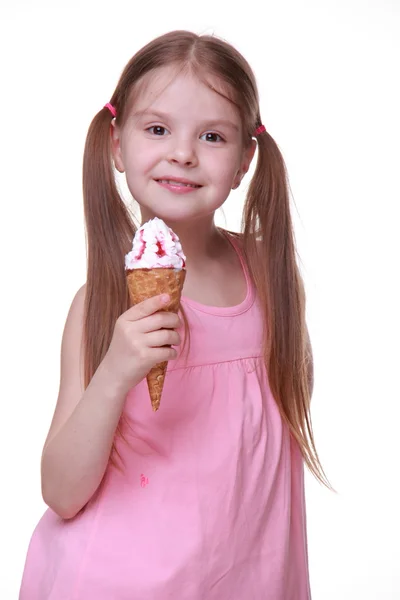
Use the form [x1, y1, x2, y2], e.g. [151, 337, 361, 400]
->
[19, 233, 311, 600]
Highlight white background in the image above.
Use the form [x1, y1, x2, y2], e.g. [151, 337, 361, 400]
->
[1, 0, 399, 598]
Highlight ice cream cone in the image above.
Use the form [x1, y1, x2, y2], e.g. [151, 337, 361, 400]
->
[126, 268, 186, 411]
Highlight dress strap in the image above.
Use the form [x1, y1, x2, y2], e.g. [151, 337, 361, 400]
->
[220, 229, 253, 292]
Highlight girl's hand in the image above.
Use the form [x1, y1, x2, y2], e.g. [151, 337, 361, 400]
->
[102, 294, 181, 393]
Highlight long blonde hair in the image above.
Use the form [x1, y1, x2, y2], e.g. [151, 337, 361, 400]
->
[82, 30, 331, 488]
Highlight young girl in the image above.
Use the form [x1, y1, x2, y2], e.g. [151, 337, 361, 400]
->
[20, 30, 329, 600]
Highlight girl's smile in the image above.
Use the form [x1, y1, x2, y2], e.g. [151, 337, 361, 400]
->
[155, 181, 200, 194]
[154, 175, 203, 193]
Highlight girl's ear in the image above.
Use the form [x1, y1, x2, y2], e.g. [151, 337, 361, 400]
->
[240, 138, 257, 176]
[110, 120, 125, 173]
[232, 139, 257, 189]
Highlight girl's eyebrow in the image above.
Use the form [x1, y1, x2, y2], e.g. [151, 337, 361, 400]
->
[133, 109, 239, 131]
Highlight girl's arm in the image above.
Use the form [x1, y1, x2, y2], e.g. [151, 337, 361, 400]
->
[41, 285, 180, 519]
[40, 285, 128, 519]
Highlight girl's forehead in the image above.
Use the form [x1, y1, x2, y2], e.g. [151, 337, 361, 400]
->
[128, 66, 239, 121]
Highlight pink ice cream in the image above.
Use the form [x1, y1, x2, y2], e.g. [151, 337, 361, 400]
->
[125, 218, 186, 270]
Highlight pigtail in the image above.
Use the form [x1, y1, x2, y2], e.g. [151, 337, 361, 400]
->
[242, 128, 331, 488]
[82, 106, 135, 388]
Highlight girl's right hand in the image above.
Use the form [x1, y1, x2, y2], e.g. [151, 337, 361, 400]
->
[102, 294, 181, 392]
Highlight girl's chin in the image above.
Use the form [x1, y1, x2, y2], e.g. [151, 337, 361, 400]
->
[139, 205, 212, 224]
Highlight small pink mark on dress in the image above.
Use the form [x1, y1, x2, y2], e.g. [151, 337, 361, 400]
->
[140, 474, 149, 488]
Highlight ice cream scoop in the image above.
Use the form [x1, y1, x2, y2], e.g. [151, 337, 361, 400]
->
[125, 217, 186, 270]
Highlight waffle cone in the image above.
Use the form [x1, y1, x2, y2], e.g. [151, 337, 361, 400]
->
[126, 268, 186, 411]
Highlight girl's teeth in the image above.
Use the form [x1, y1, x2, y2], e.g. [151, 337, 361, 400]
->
[158, 180, 198, 188]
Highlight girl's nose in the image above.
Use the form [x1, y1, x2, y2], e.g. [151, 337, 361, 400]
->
[167, 137, 199, 167]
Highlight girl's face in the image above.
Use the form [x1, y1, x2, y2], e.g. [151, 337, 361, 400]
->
[111, 66, 256, 225]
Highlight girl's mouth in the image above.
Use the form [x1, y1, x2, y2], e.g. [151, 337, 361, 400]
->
[155, 179, 201, 189]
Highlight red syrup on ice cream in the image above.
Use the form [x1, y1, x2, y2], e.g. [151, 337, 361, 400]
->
[127, 220, 186, 269]
[156, 240, 166, 258]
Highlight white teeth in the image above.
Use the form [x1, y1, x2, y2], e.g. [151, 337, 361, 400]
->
[158, 179, 198, 188]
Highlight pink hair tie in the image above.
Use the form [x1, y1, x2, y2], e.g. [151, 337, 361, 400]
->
[254, 124, 266, 136]
[104, 102, 117, 117]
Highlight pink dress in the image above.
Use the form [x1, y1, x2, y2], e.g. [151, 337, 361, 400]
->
[19, 234, 311, 599]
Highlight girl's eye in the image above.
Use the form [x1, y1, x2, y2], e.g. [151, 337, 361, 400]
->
[201, 132, 224, 143]
[147, 126, 169, 136]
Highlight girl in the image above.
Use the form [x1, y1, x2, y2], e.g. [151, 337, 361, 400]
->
[20, 30, 330, 600]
